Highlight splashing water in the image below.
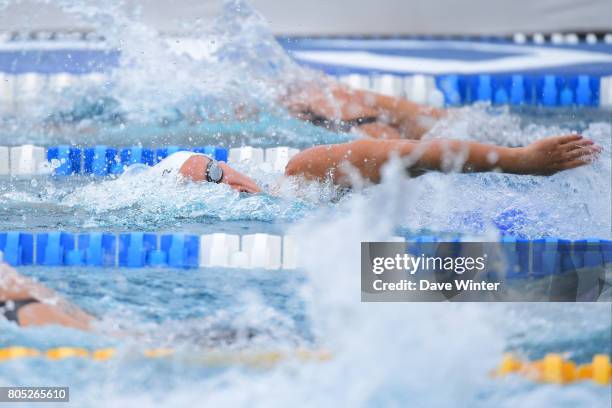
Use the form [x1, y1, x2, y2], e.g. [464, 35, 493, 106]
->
[0, 1, 611, 407]
[1, 108, 609, 235]
[279, 161, 611, 407]
[0, 0, 323, 145]
[416, 109, 612, 239]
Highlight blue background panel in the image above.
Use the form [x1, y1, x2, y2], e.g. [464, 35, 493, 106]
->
[0, 232, 34, 266]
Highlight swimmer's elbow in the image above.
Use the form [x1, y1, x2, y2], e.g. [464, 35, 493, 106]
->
[284, 156, 301, 177]
[284, 147, 328, 180]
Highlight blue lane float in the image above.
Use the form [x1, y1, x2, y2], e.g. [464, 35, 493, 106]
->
[0, 232, 34, 266]
[84, 146, 118, 176]
[436, 75, 463, 106]
[36, 232, 75, 266]
[435, 73, 600, 107]
[499, 236, 530, 279]
[531, 238, 571, 277]
[475, 75, 493, 102]
[160, 234, 200, 268]
[576, 75, 593, 105]
[155, 146, 186, 162]
[47, 146, 81, 175]
[401, 235, 611, 279]
[120, 147, 155, 167]
[78, 233, 116, 266]
[191, 146, 229, 162]
[510, 75, 527, 105]
[492, 76, 510, 105]
[118, 233, 158, 268]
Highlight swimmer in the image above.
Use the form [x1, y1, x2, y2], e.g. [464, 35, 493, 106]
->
[143, 83, 600, 190]
[0, 263, 93, 330]
[149, 133, 600, 193]
[0, 263, 278, 345]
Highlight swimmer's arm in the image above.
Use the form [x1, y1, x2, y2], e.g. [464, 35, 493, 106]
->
[285, 83, 444, 139]
[355, 89, 446, 123]
[350, 89, 446, 139]
[285, 139, 515, 184]
[284, 135, 599, 185]
[0, 263, 93, 330]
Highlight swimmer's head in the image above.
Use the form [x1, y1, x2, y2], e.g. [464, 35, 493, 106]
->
[180, 155, 261, 193]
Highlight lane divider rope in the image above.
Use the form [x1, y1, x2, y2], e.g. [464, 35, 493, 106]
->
[3, 31, 612, 44]
[0, 232, 296, 270]
[0, 145, 300, 176]
[0, 346, 332, 366]
[0, 72, 609, 109]
[494, 353, 611, 385]
[338, 73, 610, 108]
[1, 34, 612, 107]
[1, 345, 609, 386]
[0, 232, 610, 274]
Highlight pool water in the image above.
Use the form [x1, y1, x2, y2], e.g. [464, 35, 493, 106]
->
[1, 1, 612, 407]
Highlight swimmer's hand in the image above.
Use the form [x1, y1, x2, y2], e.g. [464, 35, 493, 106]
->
[219, 163, 262, 193]
[518, 134, 601, 175]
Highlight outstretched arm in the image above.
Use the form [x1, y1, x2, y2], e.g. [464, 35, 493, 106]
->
[285, 134, 600, 186]
[0, 263, 93, 330]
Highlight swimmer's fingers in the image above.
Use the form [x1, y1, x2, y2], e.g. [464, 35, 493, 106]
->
[564, 139, 599, 151]
[238, 182, 262, 194]
[225, 176, 262, 194]
[557, 134, 583, 144]
[563, 145, 601, 161]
